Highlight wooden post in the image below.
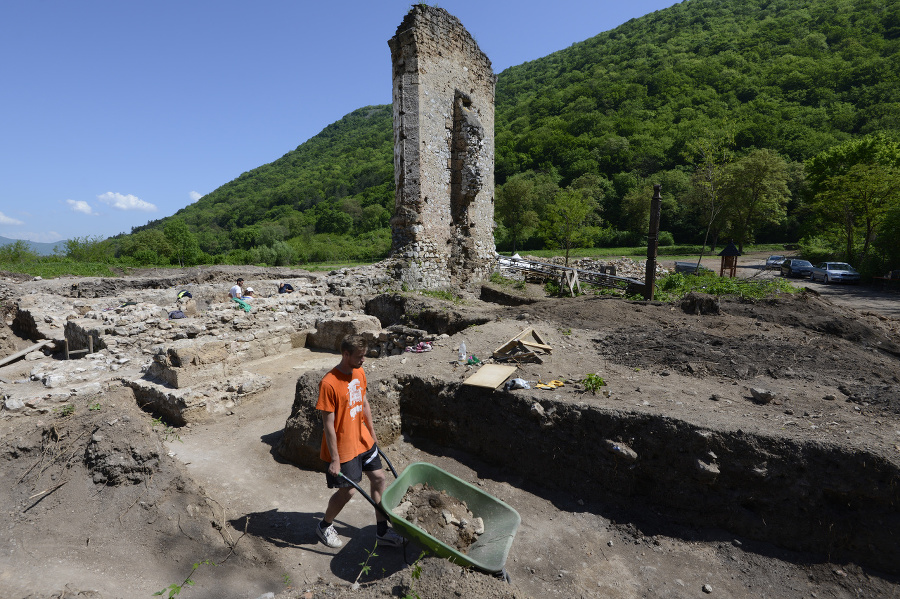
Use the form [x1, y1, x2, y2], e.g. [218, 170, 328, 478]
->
[644, 184, 663, 300]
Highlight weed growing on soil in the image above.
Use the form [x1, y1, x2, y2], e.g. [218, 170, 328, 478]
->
[154, 559, 216, 598]
[151, 417, 182, 443]
[582, 374, 607, 393]
[56, 404, 75, 417]
[420, 289, 464, 304]
[282, 573, 292, 586]
[655, 272, 796, 301]
[489, 272, 526, 290]
[89, 402, 101, 411]
[402, 551, 428, 599]
[352, 544, 380, 589]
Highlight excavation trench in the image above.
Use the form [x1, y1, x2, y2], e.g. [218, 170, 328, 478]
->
[281, 371, 900, 576]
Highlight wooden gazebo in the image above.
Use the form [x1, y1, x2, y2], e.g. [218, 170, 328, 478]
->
[718, 241, 741, 278]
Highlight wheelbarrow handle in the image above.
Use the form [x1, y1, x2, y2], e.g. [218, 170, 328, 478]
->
[378, 445, 399, 479]
[338, 472, 393, 521]
[335, 445, 397, 521]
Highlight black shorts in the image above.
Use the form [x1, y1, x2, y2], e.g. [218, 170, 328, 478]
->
[325, 445, 383, 488]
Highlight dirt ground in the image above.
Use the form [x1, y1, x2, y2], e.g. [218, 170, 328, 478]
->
[1, 252, 899, 598]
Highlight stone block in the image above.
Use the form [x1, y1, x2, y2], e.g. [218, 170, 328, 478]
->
[306, 315, 382, 352]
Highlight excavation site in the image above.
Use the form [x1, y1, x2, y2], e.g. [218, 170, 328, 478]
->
[1, 257, 899, 599]
[3, 5, 900, 598]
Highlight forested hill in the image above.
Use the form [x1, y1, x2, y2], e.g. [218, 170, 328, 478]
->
[495, 0, 899, 183]
[115, 0, 899, 265]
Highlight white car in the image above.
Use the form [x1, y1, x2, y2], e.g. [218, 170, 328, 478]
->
[765, 255, 785, 269]
[810, 262, 860, 284]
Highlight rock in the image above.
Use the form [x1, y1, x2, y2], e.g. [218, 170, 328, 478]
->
[530, 402, 546, 418]
[4, 398, 25, 411]
[702, 584, 712, 593]
[750, 387, 776, 404]
[42, 373, 67, 388]
[307, 315, 382, 352]
[823, 394, 837, 401]
[472, 516, 484, 535]
[694, 458, 720, 483]
[604, 439, 638, 462]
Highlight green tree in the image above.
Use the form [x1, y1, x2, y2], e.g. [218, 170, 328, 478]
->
[542, 189, 597, 265]
[816, 162, 900, 260]
[121, 229, 173, 265]
[164, 219, 200, 267]
[496, 174, 540, 253]
[0, 240, 38, 263]
[61, 236, 111, 263]
[684, 133, 734, 258]
[720, 148, 791, 252]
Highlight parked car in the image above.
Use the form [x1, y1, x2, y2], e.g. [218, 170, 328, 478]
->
[781, 258, 814, 278]
[765, 255, 785, 269]
[810, 262, 860, 284]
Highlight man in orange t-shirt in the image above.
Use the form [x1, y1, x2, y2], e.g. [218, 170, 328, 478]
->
[314, 334, 403, 549]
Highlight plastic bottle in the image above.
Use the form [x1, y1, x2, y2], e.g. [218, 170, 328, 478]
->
[458, 341, 466, 363]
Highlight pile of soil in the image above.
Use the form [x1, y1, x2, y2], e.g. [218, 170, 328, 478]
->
[394, 483, 482, 553]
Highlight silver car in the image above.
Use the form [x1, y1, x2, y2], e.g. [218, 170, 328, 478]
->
[810, 262, 860, 284]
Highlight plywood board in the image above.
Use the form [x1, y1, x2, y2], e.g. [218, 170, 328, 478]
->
[462, 365, 517, 389]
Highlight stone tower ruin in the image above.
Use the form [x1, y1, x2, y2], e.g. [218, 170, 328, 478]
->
[388, 5, 497, 291]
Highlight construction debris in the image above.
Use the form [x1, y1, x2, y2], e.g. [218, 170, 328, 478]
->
[493, 328, 552, 364]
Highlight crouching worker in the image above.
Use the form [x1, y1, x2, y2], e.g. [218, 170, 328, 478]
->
[315, 334, 403, 549]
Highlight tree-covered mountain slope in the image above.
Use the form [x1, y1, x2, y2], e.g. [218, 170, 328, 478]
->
[111, 0, 899, 265]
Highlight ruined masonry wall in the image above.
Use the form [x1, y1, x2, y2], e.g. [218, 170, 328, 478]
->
[389, 6, 497, 291]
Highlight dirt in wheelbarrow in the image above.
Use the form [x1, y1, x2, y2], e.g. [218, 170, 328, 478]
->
[395, 483, 482, 554]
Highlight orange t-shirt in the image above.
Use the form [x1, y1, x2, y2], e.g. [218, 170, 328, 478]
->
[316, 367, 374, 463]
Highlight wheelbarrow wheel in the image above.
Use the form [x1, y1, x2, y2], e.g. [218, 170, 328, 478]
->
[493, 568, 511, 584]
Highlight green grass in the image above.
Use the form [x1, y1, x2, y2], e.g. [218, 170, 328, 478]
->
[654, 271, 797, 301]
[0, 260, 124, 278]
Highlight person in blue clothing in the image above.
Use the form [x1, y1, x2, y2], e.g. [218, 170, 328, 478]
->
[278, 282, 294, 294]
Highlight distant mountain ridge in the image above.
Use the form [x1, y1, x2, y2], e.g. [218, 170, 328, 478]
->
[0, 236, 67, 256]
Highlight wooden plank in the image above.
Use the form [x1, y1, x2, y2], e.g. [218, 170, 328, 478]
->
[462, 365, 517, 389]
[0, 340, 53, 369]
[520, 340, 553, 352]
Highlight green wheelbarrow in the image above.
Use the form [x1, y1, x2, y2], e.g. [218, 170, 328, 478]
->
[339, 449, 521, 580]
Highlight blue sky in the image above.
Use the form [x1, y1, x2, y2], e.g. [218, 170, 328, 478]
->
[0, 0, 679, 244]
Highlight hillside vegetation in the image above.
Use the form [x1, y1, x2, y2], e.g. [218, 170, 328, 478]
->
[7, 0, 899, 277]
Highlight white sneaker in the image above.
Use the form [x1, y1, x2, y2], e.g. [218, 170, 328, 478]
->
[316, 523, 343, 548]
[375, 527, 404, 548]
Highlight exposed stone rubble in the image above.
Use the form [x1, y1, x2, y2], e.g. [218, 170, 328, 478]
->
[519, 255, 671, 280]
[1, 264, 440, 424]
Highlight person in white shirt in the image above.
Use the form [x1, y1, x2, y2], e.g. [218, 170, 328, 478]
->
[229, 278, 244, 299]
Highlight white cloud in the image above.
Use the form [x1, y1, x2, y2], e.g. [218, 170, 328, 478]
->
[0, 211, 24, 225]
[66, 199, 95, 215]
[97, 191, 157, 212]
[189, 191, 203, 202]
